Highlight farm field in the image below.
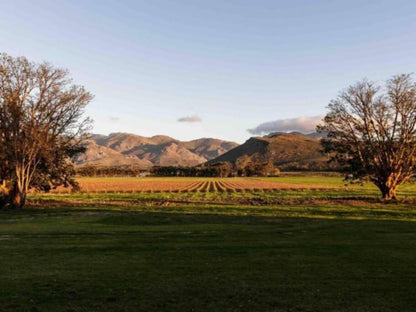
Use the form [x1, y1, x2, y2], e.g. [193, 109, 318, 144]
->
[57, 175, 416, 193]
[2, 175, 416, 311]
[36, 175, 416, 205]
[51, 176, 339, 193]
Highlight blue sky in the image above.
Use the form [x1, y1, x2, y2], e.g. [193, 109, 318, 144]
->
[1, 0, 415, 143]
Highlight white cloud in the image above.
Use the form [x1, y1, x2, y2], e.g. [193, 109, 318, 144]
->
[177, 115, 202, 122]
[109, 116, 120, 122]
[248, 115, 323, 135]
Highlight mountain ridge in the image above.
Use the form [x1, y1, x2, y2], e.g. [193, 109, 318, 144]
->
[73, 132, 239, 168]
[206, 132, 335, 171]
[74, 131, 332, 171]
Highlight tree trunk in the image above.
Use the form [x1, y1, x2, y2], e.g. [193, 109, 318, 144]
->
[378, 184, 398, 201]
[9, 183, 26, 208]
[0, 180, 10, 209]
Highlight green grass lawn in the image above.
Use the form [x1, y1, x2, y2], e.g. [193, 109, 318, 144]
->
[1, 203, 416, 311]
[2, 176, 416, 311]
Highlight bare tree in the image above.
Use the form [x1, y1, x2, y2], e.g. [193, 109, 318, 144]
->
[0, 53, 92, 208]
[318, 74, 416, 200]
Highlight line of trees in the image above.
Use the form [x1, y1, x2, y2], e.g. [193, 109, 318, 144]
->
[151, 160, 280, 177]
[77, 165, 144, 177]
[75, 159, 280, 178]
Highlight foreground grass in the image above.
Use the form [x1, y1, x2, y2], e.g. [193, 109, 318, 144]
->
[1, 204, 416, 311]
[3, 176, 416, 311]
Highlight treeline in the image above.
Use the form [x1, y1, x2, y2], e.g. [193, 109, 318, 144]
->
[151, 160, 280, 177]
[77, 165, 144, 177]
[277, 160, 339, 172]
[76, 160, 281, 177]
[75, 159, 340, 177]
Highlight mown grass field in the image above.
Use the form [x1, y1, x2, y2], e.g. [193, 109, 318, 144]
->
[2, 175, 416, 311]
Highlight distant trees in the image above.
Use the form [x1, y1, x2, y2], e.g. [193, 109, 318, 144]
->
[235, 155, 279, 177]
[77, 165, 143, 177]
[150, 160, 279, 177]
[208, 162, 233, 177]
[0, 53, 92, 208]
[150, 165, 218, 177]
[318, 74, 416, 200]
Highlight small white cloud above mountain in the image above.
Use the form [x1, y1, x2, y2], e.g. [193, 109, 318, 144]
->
[177, 115, 202, 122]
[248, 115, 323, 135]
[109, 116, 120, 122]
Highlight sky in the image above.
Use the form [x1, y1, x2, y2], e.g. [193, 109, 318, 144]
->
[1, 0, 416, 143]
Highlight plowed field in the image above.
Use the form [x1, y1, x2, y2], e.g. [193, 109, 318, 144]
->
[52, 177, 334, 193]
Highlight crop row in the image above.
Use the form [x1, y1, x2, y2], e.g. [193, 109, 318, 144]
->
[46, 178, 332, 194]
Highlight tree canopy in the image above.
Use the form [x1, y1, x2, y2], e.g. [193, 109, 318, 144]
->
[0, 53, 92, 208]
[318, 74, 416, 200]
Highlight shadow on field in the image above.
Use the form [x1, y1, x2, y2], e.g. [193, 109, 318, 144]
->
[4, 196, 416, 223]
[1, 206, 416, 311]
[26, 195, 416, 209]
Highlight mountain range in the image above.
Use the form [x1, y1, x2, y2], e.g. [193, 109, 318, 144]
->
[73, 133, 239, 168]
[74, 131, 333, 171]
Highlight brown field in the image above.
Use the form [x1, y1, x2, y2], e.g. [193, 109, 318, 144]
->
[50, 177, 335, 193]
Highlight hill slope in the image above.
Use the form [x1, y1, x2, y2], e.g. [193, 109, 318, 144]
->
[207, 132, 334, 171]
